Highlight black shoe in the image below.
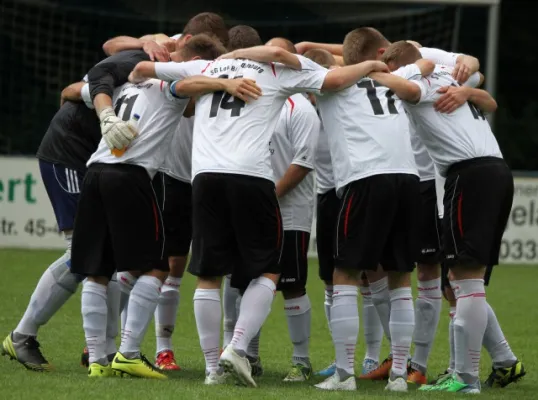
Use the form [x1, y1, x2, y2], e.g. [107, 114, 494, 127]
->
[484, 360, 526, 388]
[2, 332, 51, 371]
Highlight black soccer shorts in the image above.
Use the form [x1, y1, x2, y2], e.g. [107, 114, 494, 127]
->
[334, 173, 420, 273]
[188, 173, 283, 281]
[71, 163, 165, 279]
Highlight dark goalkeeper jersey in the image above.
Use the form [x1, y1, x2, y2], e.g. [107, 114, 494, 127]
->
[37, 50, 150, 171]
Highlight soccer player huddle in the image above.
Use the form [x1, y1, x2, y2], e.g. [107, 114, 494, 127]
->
[1, 11, 527, 394]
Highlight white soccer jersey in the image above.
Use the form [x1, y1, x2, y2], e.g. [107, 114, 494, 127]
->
[404, 64, 502, 177]
[86, 79, 189, 177]
[270, 94, 319, 232]
[315, 121, 335, 194]
[154, 56, 329, 181]
[313, 64, 417, 193]
[409, 47, 464, 181]
[159, 116, 194, 183]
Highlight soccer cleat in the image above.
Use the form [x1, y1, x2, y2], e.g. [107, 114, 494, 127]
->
[419, 374, 480, 393]
[88, 363, 117, 378]
[359, 356, 391, 380]
[205, 369, 229, 385]
[361, 358, 379, 375]
[1, 333, 51, 372]
[111, 352, 167, 379]
[155, 350, 181, 371]
[247, 355, 264, 377]
[316, 361, 336, 377]
[219, 346, 257, 387]
[283, 362, 312, 382]
[484, 360, 526, 388]
[385, 376, 408, 392]
[407, 368, 427, 385]
[315, 373, 357, 391]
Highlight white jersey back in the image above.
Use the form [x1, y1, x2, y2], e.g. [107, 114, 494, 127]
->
[159, 116, 194, 183]
[270, 94, 319, 232]
[315, 121, 335, 194]
[405, 65, 502, 177]
[87, 79, 189, 177]
[410, 48, 476, 181]
[410, 123, 436, 181]
[314, 65, 417, 193]
[154, 57, 328, 181]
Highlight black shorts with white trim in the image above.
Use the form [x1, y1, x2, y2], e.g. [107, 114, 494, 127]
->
[334, 173, 420, 273]
[71, 163, 166, 279]
[443, 156, 513, 268]
[188, 173, 283, 281]
[153, 172, 193, 258]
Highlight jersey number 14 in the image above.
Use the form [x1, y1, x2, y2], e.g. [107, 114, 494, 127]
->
[209, 75, 246, 118]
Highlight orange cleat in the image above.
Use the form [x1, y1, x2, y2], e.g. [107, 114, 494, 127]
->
[155, 350, 181, 371]
[359, 357, 392, 380]
[407, 368, 427, 385]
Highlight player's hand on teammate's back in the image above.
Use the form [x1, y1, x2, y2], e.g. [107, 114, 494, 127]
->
[434, 86, 470, 114]
[225, 78, 262, 102]
[452, 61, 471, 84]
[98, 107, 138, 150]
[142, 41, 171, 62]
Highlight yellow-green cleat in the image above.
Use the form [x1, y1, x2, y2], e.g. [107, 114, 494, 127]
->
[283, 362, 312, 382]
[484, 360, 526, 388]
[111, 352, 167, 379]
[88, 363, 119, 378]
[1, 332, 52, 372]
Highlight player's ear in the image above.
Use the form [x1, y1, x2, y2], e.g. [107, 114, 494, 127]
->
[387, 61, 397, 72]
[190, 55, 201, 61]
[183, 34, 193, 42]
[377, 48, 386, 59]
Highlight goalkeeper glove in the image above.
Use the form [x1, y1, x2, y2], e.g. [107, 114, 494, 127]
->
[99, 107, 137, 150]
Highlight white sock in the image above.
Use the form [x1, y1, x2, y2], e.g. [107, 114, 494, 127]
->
[360, 285, 383, 363]
[246, 330, 261, 358]
[412, 278, 442, 372]
[330, 285, 358, 376]
[389, 287, 415, 377]
[483, 302, 517, 368]
[119, 275, 162, 356]
[230, 277, 276, 353]
[324, 286, 333, 334]
[193, 288, 221, 373]
[117, 271, 136, 341]
[452, 279, 487, 383]
[155, 276, 181, 355]
[369, 277, 392, 342]
[285, 294, 311, 363]
[448, 306, 456, 373]
[105, 274, 120, 356]
[222, 275, 240, 349]
[15, 252, 79, 337]
[82, 281, 108, 364]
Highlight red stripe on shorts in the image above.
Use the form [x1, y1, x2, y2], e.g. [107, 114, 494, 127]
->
[344, 193, 355, 238]
[152, 199, 159, 241]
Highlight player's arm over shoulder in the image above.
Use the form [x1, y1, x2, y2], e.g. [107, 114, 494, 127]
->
[131, 59, 209, 83]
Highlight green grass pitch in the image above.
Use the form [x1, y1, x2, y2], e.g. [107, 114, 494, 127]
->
[0, 248, 535, 399]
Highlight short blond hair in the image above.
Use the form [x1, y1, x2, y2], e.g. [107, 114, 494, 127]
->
[303, 48, 336, 68]
[343, 27, 390, 65]
[381, 40, 422, 68]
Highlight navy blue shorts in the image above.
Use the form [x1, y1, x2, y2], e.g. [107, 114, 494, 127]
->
[39, 160, 85, 231]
